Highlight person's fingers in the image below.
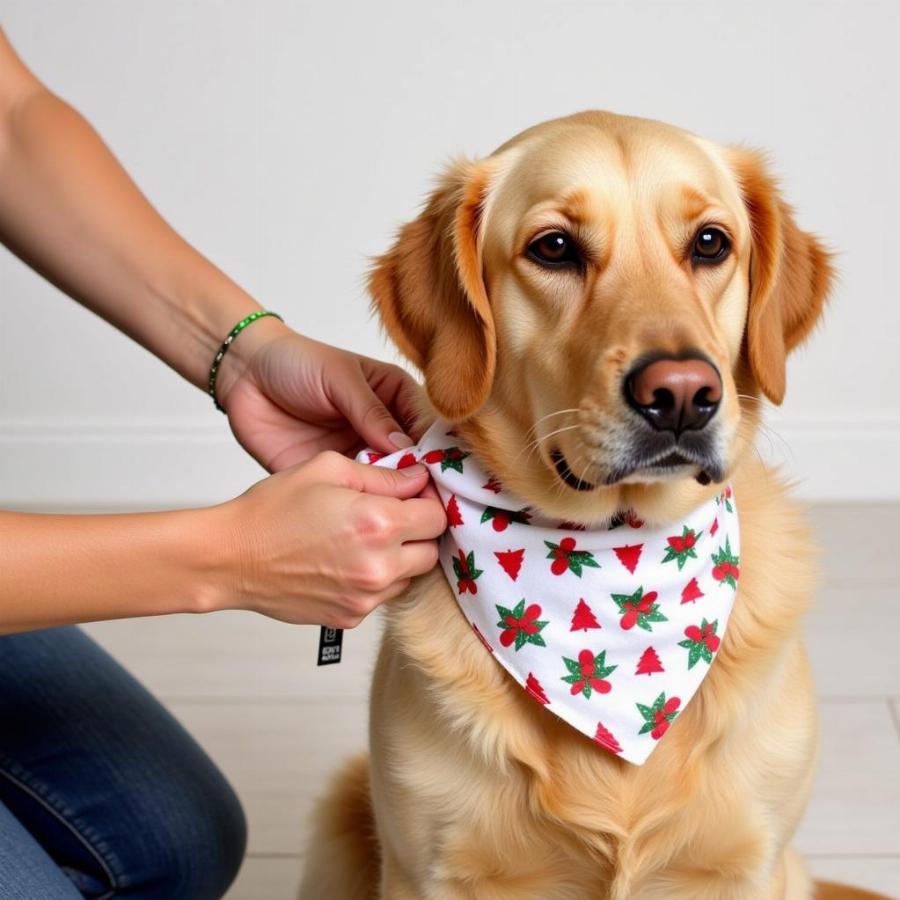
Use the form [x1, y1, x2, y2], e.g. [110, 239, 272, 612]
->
[396, 540, 441, 579]
[396, 496, 448, 542]
[331, 363, 414, 453]
[324, 454, 430, 498]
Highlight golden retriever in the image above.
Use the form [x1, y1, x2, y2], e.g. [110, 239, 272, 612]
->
[298, 112, 883, 900]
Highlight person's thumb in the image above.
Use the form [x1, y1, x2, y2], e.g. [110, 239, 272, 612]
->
[334, 370, 414, 454]
[335, 457, 430, 498]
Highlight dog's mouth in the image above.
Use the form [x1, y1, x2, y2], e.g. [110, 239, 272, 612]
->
[552, 447, 719, 490]
[550, 449, 597, 492]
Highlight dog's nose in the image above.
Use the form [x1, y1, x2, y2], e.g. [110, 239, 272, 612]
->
[626, 356, 722, 434]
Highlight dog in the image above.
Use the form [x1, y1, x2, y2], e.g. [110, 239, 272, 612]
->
[298, 112, 884, 899]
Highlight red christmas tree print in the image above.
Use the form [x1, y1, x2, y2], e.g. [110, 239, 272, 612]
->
[611, 586, 667, 632]
[662, 526, 703, 570]
[545, 537, 600, 577]
[525, 672, 549, 705]
[397, 452, 418, 469]
[446, 495, 463, 527]
[471, 622, 493, 654]
[495, 548, 525, 581]
[482, 475, 503, 493]
[711, 537, 740, 589]
[481, 506, 532, 532]
[452, 549, 483, 594]
[710, 516, 719, 537]
[365, 451, 384, 463]
[422, 446, 469, 473]
[561, 649, 617, 698]
[594, 721, 623, 754]
[570, 598, 601, 632]
[681, 577, 704, 604]
[495, 600, 548, 651]
[614, 543, 643, 574]
[635, 646, 664, 675]
[637, 693, 681, 740]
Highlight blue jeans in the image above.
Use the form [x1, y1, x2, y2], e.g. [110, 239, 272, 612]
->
[0, 627, 246, 898]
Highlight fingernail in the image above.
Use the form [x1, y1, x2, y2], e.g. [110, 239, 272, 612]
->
[399, 463, 427, 478]
[389, 431, 415, 449]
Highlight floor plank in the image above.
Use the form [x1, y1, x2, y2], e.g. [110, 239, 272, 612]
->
[167, 699, 368, 856]
[808, 856, 900, 899]
[795, 701, 900, 856]
[226, 856, 302, 900]
[805, 586, 900, 698]
[84, 609, 383, 701]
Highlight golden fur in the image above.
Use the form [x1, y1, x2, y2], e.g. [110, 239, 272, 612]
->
[299, 113, 881, 899]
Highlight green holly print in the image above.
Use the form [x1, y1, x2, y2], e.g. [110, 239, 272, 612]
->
[481, 506, 532, 533]
[717, 486, 734, 513]
[611, 586, 668, 632]
[423, 446, 470, 473]
[495, 599, 548, 651]
[545, 537, 600, 577]
[561, 649, 617, 699]
[452, 549, 483, 595]
[678, 618, 721, 669]
[637, 692, 681, 739]
[662, 526, 703, 570]
[711, 537, 740, 589]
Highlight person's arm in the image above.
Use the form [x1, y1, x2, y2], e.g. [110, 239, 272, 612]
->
[0, 453, 441, 635]
[0, 29, 421, 468]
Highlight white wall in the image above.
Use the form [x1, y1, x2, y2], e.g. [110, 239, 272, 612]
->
[1, 0, 897, 508]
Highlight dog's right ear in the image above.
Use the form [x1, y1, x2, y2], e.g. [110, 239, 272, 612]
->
[368, 158, 500, 421]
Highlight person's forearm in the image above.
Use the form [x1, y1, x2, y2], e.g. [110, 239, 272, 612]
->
[0, 29, 280, 390]
[0, 508, 227, 634]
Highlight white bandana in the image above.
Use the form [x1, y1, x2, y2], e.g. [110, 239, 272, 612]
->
[359, 420, 740, 765]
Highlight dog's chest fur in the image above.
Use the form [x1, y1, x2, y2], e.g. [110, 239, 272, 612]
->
[368, 459, 818, 898]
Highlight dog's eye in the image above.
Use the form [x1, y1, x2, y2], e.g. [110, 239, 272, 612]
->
[527, 231, 581, 269]
[692, 227, 730, 264]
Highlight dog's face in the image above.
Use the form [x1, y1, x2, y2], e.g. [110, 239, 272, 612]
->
[372, 112, 833, 523]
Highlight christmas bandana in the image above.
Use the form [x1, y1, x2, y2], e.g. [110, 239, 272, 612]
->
[358, 421, 740, 765]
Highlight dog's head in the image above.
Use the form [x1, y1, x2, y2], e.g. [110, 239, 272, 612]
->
[371, 112, 834, 522]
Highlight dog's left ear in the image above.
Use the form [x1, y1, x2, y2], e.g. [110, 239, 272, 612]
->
[729, 148, 836, 404]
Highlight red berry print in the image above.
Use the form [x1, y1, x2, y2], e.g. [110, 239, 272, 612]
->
[495, 600, 548, 651]
[711, 538, 740, 589]
[662, 526, 703, 570]
[481, 506, 532, 532]
[452, 549, 483, 595]
[423, 446, 469, 473]
[679, 619, 721, 668]
[545, 537, 600, 577]
[561, 648, 617, 698]
[637, 692, 681, 739]
[611, 586, 667, 632]
[396, 452, 418, 469]
[366, 451, 384, 463]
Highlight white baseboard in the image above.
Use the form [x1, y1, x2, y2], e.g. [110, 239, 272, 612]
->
[0, 416, 897, 509]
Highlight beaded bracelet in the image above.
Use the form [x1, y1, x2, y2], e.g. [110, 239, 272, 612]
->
[208, 310, 283, 412]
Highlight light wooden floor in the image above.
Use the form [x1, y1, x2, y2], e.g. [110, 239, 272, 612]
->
[84, 503, 900, 899]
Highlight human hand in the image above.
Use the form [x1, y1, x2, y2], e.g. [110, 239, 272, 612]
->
[215, 318, 423, 472]
[212, 451, 446, 627]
